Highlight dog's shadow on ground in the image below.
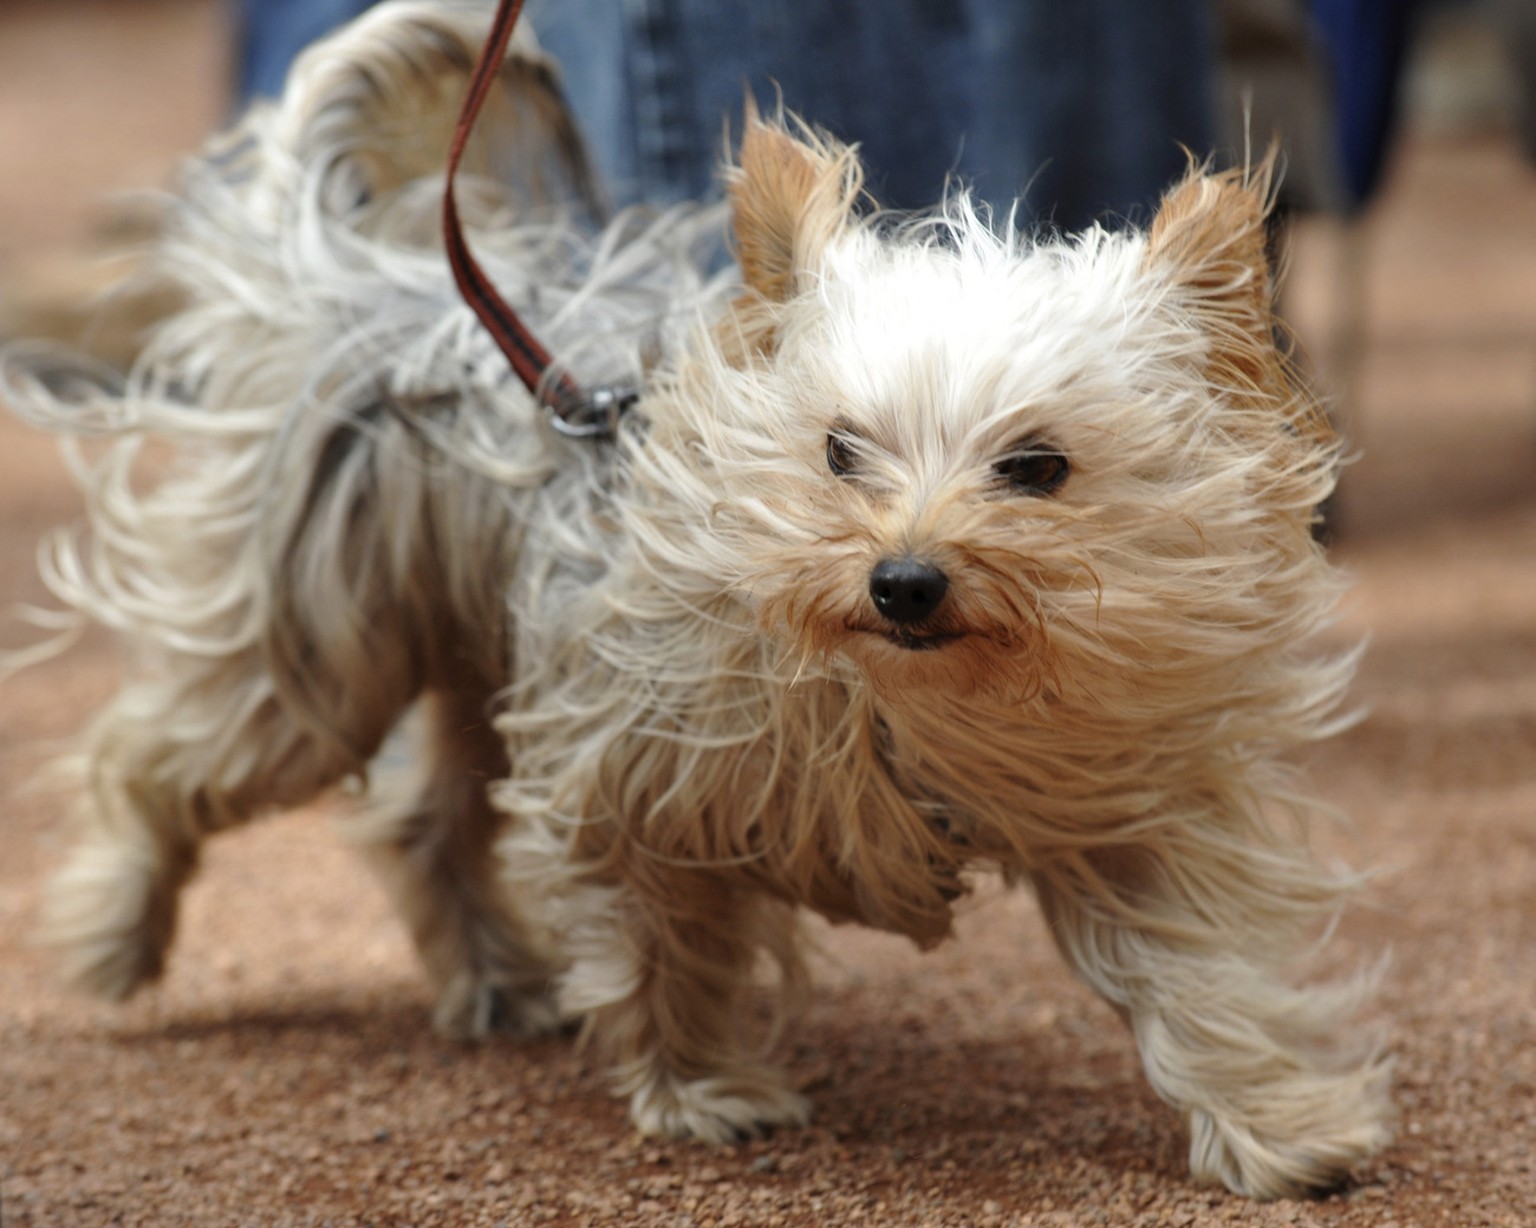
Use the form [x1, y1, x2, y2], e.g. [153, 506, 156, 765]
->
[102, 980, 1189, 1198]
[784, 1003, 1186, 1187]
[112, 996, 438, 1047]
[107, 990, 573, 1065]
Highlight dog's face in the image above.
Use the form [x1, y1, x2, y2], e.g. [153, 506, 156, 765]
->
[655, 117, 1335, 710]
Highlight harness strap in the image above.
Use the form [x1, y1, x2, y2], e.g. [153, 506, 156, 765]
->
[442, 0, 634, 438]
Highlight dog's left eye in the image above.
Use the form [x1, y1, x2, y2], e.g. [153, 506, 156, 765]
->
[826, 431, 858, 477]
[994, 444, 1070, 496]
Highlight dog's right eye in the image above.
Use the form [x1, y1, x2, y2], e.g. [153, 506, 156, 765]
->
[826, 431, 858, 477]
[994, 443, 1070, 496]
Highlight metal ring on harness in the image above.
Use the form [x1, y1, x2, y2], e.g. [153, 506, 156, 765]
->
[544, 383, 640, 440]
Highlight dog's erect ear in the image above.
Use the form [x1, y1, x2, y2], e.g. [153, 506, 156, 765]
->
[728, 102, 865, 302]
[1144, 156, 1283, 399]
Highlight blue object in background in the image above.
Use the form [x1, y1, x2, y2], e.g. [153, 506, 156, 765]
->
[532, 0, 1216, 230]
[1307, 0, 1420, 209]
[235, 0, 375, 101]
[236, 0, 1217, 231]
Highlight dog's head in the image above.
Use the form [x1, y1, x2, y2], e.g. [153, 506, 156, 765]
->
[643, 113, 1339, 713]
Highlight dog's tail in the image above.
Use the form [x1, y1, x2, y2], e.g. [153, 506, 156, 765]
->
[238, 0, 604, 224]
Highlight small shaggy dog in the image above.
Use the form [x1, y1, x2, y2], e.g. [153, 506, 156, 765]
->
[3, 1, 1389, 1198]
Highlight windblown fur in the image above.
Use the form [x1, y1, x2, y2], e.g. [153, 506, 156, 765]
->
[3, 1, 1389, 1199]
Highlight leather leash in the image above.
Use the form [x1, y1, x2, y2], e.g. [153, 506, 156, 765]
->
[442, 0, 637, 439]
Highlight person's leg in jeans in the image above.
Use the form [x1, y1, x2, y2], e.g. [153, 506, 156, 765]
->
[234, 0, 378, 100]
[531, 0, 1216, 227]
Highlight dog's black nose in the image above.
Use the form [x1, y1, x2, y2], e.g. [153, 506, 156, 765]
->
[869, 557, 949, 625]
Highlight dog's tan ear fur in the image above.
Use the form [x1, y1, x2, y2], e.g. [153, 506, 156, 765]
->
[1147, 157, 1280, 390]
[1147, 156, 1276, 376]
[1144, 153, 1330, 442]
[728, 102, 865, 302]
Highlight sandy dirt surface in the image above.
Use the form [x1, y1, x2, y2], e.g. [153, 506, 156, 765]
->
[2, 3, 1536, 1225]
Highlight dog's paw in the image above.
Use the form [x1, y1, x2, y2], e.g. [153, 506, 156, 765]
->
[432, 973, 564, 1041]
[1187, 1086, 1394, 1199]
[629, 1067, 812, 1144]
[42, 840, 180, 1000]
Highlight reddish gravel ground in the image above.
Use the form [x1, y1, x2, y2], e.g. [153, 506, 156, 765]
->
[3, 3, 1536, 1226]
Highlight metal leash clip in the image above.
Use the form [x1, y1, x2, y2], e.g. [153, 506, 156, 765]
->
[545, 382, 640, 441]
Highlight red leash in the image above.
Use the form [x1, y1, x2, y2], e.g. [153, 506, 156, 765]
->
[443, 0, 633, 437]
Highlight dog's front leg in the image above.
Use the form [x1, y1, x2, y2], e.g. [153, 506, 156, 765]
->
[557, 868, 810, 1143]
[1028, 848, 1391, 1199]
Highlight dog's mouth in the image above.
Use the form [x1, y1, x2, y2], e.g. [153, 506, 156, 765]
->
[881, 629, 962, 652]
[844, 620, 966, 652]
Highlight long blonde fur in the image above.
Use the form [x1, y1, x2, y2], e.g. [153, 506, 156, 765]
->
[4, 1, 1389, 1199]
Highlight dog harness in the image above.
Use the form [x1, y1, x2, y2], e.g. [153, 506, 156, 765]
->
[443, 0, 638, 440]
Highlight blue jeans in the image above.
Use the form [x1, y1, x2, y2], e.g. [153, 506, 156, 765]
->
[238, 0, 1216, 230]
[531, 0, 1215, 229]
[235, 0, 377, 101]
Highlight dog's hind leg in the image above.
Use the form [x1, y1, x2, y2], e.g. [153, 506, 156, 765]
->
[42, 646, 406, 1001]
[355, 676, 563, 1041]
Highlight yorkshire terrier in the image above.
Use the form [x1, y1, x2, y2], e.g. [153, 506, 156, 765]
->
[3, 1, 1389, 1199]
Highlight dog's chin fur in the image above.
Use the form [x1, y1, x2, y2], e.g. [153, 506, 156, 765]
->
[2, 0, 1390, 1200]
